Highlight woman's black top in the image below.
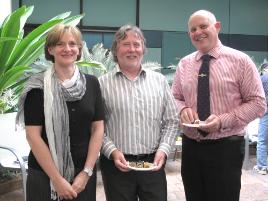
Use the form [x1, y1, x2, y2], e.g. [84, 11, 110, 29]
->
[24, 74, 104, 170]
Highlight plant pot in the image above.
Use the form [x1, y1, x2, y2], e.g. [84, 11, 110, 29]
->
[0, 175, 22, 195]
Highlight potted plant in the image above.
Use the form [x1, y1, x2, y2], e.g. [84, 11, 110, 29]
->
[0, 165, 22, 195]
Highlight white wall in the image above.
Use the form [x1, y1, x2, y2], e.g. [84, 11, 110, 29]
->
[0, 0, 11, 26]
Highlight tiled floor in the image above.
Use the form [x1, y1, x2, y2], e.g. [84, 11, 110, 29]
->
[1, 155, 268, 201]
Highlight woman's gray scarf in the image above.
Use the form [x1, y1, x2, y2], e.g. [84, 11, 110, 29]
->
[16, 66, 86, 200]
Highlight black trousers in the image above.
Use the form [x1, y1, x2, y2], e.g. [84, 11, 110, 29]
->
[99, 154, 167, 201]
[26, 167, 97, 201]
[181, 135, 245, 201]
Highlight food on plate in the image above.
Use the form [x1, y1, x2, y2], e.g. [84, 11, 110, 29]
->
[136, 161, 143, 168]
[128, 162, 136, 167]
[143, 162, 154, 168]
[128, 161, 154, 168]
[193, 119, 200, 124]
[183, 120, 205, 128]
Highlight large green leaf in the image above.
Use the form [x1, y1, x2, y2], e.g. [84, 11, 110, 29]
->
[77, 61, 107, 72]
[0, 6, 33, 71]
[62, 14, 84, 26]
[14, 37, 45, 67]
[48, 11, 71, 21]
[0, 6, 24, 37]
[19, 6, 34, 31]
[0, 37, 18, 43]
[0, 66, 29, 93]
[6, 19, 62, 68]
[0, 14, 11, 36]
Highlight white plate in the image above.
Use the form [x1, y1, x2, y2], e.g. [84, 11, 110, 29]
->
[182, 121, 205, 128]
[127, 162, 157, 171]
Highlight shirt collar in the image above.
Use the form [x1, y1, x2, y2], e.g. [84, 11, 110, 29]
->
[195, 40, 223, 61]
[113, 64, 147, 78]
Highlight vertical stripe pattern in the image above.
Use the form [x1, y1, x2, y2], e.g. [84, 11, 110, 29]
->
[172, 41, 266, 140]
[99, 66, 179, 157]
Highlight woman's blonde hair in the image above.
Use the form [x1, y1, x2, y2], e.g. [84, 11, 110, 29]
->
[44, 24, 83, 63]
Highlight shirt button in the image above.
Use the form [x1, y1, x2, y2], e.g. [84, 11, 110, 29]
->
[71, 108, 75, 112]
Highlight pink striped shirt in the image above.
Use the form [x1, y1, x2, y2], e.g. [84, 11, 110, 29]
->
[172, 40, 266, 140]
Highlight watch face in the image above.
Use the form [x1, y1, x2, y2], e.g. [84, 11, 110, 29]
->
[84, 168, 93, 176]
[88, 169, 93, 176]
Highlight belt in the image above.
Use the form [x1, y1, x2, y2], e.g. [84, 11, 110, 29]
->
[183, 135, 244, 144]
[124, 152, 156, 160]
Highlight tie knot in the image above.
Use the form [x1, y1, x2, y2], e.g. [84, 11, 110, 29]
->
[201, 54, 212, 62]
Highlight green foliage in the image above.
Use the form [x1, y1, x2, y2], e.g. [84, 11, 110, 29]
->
[142, 61, 162, 72]
[0, 89, 17, 114]
[0, 5, 84, 113]
[79, 43, 113, 77]
[0, 166, 19, 183]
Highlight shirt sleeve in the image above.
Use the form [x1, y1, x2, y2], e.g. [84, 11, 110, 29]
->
[101, 132, 117, 159]
[219, 56, 266, 129]
[158, 77, 180, 156]
[24, 89, 44, 125]
[98, 76, 117, 159]
[100, 95, 117, 159]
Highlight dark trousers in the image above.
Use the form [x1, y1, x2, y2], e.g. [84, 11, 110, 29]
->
[100, 154, 167, 201]
[26, 167, 97, 201]
[181, 135, 245, 201]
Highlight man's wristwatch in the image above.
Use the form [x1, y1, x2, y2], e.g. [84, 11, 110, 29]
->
[83, 167, 93, 177]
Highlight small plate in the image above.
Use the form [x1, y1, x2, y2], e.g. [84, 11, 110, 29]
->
[182, 121, 205, 128]
[127, 162, 157, 171]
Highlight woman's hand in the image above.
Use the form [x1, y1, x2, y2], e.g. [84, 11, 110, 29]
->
[52, 176, 77, 200]
[71, 171, 90, 194]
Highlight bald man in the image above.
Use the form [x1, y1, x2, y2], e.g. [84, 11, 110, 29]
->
[172, 10, 266, 201]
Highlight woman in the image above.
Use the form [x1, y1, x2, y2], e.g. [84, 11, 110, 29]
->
[16, 24, 104, 201]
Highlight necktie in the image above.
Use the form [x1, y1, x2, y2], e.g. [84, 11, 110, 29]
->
[197, 54, 212, 137]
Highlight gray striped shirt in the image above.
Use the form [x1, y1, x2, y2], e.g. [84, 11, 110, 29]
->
[99, 66, 179, 158]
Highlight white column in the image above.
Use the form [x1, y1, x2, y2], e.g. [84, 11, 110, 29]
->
[0, 0, 11, 26]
